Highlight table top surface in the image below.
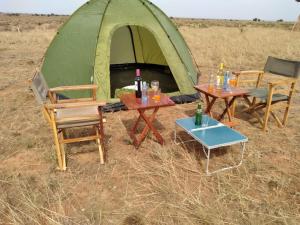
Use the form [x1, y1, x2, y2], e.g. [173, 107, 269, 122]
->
[176, 116, 248, 149]
[194, 84, 249, 98]
[120, 92, 175, 110]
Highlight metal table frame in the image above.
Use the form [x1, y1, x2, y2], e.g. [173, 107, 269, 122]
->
[174, 116, 247, 175]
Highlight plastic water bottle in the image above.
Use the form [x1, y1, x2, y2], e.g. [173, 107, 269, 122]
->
[142, 81, 148, 104]
[223, 71, 230, 91]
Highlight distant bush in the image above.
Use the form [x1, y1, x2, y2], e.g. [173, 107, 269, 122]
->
[8, 13, 20, 16]
[277, 19, 284, 22]
[253, 18, 261, 22]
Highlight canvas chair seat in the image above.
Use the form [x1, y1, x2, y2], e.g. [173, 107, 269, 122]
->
[55, 106, 100, 128]
[247, 88, 288, 102]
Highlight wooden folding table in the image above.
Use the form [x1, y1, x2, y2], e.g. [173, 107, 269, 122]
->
[194, 84, 249, 126]
[120, 93, 175, 148]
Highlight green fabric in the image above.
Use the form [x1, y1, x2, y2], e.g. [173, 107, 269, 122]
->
[141, 0, 197, 84]
[248, 88, 288, 102]
[41, 0, 198, 101]
[41, 0, 108, 98]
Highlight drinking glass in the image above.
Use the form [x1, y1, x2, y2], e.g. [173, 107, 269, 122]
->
[208, 74, 214, 92]
[151, 80, 159, 92]
[201, 115, 209, 127]
[229, 74, 237, 88]
[153, 88, 161, 102]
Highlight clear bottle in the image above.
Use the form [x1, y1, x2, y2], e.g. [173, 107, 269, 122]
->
[142, 81, 148, 104]
[223, 71, 230, 91]
[135, 69, 142, 98]
[195, 102, 202, 126]
[215, 63, 224, 90]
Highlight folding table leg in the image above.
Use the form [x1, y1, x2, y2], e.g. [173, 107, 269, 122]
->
[204, 95, 217, 117]
[174, 124, 196, 145]
[204, 142, 246, 175]
[139, 108, 164, 145]
[218, 97, 236, 121]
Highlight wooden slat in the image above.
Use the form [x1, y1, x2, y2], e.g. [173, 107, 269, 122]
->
[62, 135, 100, 144]
[233, 70, 264, 76]
[49, 84, 97, 92]
[238, 79, 259, 84]
[57, 98, 94, 103]
[270, 111, 284, 128]
[45, 101, 106, 109]
[56, 115, 99, 124]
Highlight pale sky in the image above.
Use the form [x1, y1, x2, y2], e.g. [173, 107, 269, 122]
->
[0, 0, 299, 21]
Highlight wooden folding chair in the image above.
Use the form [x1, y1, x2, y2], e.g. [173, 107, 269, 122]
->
[31, 73, 106, 170]
[233, 56, 300, 131]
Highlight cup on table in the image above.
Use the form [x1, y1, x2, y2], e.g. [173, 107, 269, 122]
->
[152, 88, 161, 102]
[151, 80, 160, 101]
[201, 115, 209, 128]
[151, 80, 159, 90]
[229, 74, 237, 88]
[208, 74, 214, 92]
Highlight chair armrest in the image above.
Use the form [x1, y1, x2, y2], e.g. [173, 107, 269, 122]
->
[49, 84, 97, 93]
[233, 70, 264, 76]
[268, 79, 297, 87]
[233, 70, 264, 88]
[45, 101, 106, 110]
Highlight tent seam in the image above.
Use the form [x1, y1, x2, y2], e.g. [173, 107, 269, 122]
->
[93, 0, 112, 84]
[139, 0, 197, 84]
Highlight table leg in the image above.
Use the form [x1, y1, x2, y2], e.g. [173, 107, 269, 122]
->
[204, 94, 216, 117]
[129, 109, 144, 146]
[131, 110, 143, 134]
[139, 108, 164, 145]
[218, 97, 236, 121]
[130, 108, 163, 148]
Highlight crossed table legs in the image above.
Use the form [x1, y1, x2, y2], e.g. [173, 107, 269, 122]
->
[204, 95, 238, 122]
[129, 107, 164, 148]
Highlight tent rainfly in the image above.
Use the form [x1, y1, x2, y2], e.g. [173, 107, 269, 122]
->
[41, 0, 199, 102]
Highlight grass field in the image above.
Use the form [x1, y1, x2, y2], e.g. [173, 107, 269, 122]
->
[0, 14, 300, 225]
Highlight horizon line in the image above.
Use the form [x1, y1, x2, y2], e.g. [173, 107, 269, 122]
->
[0, 11, 296, 23]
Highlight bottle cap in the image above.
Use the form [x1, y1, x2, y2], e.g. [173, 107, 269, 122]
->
[136, 69, 140, 76]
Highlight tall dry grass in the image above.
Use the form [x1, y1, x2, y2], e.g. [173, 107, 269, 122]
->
[0, 15, 300, 225]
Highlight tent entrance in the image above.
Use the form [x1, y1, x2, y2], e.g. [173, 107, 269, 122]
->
[109, 25, 179, 98]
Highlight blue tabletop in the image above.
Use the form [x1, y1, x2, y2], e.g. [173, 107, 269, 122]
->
[176, 116, 247, 149]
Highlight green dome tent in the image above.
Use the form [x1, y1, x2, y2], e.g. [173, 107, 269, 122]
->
[41, 0, 199, 102]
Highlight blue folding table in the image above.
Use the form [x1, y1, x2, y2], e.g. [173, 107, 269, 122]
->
[175, 115, 248, 175]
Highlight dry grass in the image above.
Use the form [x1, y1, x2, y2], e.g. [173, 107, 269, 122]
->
[0, 15, 300, 225]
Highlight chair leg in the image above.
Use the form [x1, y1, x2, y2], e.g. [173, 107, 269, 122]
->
[50, 120, 64, 170]
[283, 82, 296, 126]
[262, 107, 271, 131]
[95, 126, 104, 164]
[283, 105, 291, 126]
[262, 87, 274, 131]
[59, 131, 67, 170]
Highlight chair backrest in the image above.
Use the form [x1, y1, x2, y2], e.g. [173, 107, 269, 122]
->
[264, 56, 300, 79]
[31, 72, 49, 104]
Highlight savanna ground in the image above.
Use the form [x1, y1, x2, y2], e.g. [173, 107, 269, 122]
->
[0, 14, 300, 225]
